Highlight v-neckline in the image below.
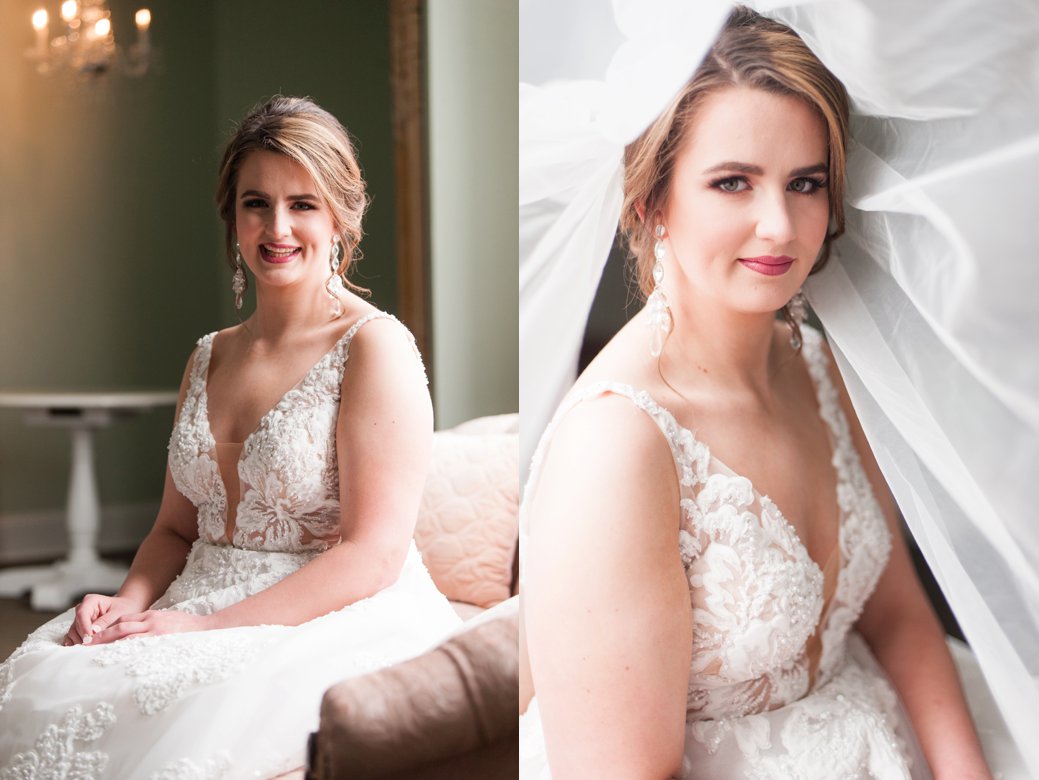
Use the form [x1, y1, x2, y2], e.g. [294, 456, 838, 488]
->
[578, 331, 847, 585]
[200, 325, 352, 454]
[692, 420, 844, 585]
[195, 321, 358, 546]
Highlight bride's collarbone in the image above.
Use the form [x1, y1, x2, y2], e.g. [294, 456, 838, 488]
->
[659, 379, 840, 544]
[204, 322, 356, 443]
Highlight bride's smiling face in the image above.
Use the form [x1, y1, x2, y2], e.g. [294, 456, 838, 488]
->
[234, 150, 337, 293]
[661, 85, 830, 314]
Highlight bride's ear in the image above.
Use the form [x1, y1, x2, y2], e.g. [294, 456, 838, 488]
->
[635, 203, 647, 224]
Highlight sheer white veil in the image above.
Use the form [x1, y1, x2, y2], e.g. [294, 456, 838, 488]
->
[520, 0, 1039, 772]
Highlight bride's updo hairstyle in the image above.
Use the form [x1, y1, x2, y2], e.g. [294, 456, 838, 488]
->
[215, 95, 369, 295]
[621, 6, 849, 317]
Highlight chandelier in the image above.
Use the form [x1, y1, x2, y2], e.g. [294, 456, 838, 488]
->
[27, 1, 154, 78]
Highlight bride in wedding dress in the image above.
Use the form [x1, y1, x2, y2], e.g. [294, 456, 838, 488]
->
[0, 96, 460, 778]
[520, 8, 1010, 779]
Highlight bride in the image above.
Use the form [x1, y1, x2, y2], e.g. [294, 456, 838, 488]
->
[520, 8, 992, 779]
[0, 96, 460, 777]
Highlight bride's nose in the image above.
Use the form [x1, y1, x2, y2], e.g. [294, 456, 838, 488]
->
[267, 204, 292, 238]
[754, 191, 796, 245]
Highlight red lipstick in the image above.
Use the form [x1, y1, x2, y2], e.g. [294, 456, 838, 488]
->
[260, 243, 301, 264]
[738, 255, 794, 276]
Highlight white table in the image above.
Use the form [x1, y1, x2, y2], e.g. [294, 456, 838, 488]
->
[0, 390, 178, 610]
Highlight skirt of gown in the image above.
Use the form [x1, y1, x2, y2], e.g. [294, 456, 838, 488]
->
[0, 539, 462, 779]
[519, 632, 1027, 780]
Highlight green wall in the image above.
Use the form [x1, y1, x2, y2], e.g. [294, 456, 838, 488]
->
[212, 0, 397, 320]
[0, 1, 396, 529]
[428, 0, 519, 428]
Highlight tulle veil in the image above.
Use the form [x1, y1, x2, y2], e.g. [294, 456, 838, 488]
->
[519, 0, 1039, 773]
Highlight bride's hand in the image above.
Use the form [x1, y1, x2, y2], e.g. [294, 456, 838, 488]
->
[64, 594, 143, 646]
[88, 609, 213, 645]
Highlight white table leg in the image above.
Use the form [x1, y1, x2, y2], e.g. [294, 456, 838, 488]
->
[0, 421, 128, 611]
[67, 424, 101, 567]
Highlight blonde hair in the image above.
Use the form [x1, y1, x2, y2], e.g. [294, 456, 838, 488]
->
[620, 7, 849, 339]
[215, 95, 369, 297]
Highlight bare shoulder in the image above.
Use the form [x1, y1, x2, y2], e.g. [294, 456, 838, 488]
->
[528, 389, 681, 552]
[339, 312, 429, 429]
[343, 313, 424, 383]
[206, 322, 250, 366]
[545, 391, 676, 474]
[345, 310, 416, 351]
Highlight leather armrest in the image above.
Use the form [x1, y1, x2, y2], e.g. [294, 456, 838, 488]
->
[308, 610, 518, 779]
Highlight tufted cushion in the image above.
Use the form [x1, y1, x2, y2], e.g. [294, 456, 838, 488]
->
[415, 415, 519, 609]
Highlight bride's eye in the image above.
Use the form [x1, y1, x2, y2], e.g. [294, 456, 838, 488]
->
[789, 177, 827, 194]
[711, 176, 749, 193]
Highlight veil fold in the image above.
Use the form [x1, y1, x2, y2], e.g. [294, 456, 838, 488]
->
[520, 0, 1039, 772]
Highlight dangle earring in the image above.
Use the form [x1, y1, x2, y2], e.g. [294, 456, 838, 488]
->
[786, 289, 808, 350]
[232, 241, 247, 311]
[646, 224, 673, 358]
[325, 238, 346, 318]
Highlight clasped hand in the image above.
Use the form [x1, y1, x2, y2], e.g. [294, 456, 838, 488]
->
[63, 593, 213, 646]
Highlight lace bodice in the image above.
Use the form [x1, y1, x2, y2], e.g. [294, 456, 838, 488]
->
[167, 311, 414, 553]
[525, 327, 892, 722]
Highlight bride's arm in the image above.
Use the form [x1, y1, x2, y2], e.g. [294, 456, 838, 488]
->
[826, 356, 992, 780]
[68, 353, 201, 645]
[525, 396, 692, 780]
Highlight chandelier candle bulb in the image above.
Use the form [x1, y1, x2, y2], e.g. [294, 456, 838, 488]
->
[135, 9, 150, 51]
[26, 0, 154, 78]
[60, 0, 77, 24]
[32, 9, 48, 57]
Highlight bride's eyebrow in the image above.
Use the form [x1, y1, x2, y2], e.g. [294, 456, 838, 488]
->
[702, 161, 764, 175]
[701, 162, 828, 176]
[238, 190, 320, 201]
[790, 163, 828, 177]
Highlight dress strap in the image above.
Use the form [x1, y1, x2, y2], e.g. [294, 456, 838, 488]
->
[341, 311, 428, 385]
[184, 332, 217, 406]
[799, 326, 856, 488]
[524, 380, 709, 521]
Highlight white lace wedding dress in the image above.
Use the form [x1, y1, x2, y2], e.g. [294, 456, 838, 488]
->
[0, 311, 461, 779]
[519, 326, 931, 779]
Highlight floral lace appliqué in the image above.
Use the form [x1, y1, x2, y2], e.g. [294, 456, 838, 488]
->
[92, 630, 278, 715]
[168, 312, 423, 554]
[0, 703, 115, 780]
[547, 326, 897, 768]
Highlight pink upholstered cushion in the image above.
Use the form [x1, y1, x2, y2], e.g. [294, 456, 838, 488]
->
[415, 416, 519, 608]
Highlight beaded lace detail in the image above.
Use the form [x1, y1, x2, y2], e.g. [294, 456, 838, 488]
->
[526, 327, 893, 725]
[92, 630, 279, 715]
[168, 311, 420, 553]
[0, 703, 115, 779]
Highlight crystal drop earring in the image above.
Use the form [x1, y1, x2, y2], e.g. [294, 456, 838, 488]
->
[232, 241, 247, 311]
[646, 224, 673, 358]
[787, 290, 808, 350]
[326, 238, 346, 318]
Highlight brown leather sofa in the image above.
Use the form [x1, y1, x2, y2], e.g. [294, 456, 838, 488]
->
[305, 414, 520, 779]
[307, 598, 518, 779]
